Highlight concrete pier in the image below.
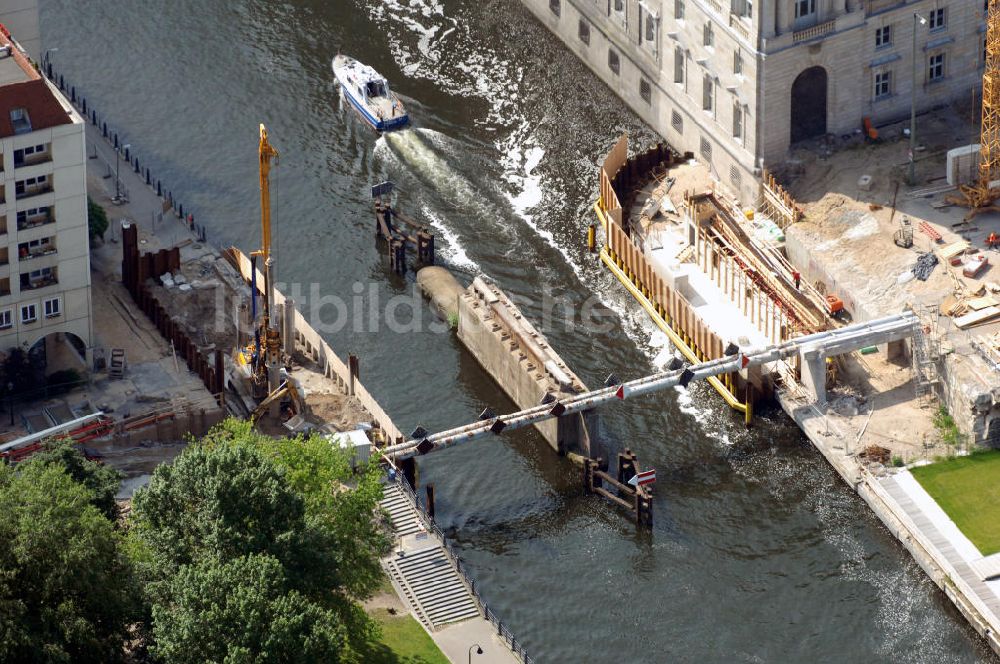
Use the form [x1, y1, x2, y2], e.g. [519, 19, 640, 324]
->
[419, 268, 592, 456]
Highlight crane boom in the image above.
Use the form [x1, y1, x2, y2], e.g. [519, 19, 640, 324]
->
[259, 124, 278, 262]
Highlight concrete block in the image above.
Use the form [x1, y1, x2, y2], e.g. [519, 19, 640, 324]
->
[947, 144, 980, 187]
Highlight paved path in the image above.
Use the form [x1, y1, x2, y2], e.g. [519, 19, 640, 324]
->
[380, 482, 524, 664]
[881, 472, 1000, 619]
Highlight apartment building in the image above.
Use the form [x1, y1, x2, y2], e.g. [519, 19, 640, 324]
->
[522, 0, 987, 204]
[0, 30, 91, 371]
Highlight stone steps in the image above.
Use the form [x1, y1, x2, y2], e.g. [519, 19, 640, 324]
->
[380, 483, 482, 628]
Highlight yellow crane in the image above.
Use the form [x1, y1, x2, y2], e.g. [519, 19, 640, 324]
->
[950, 0, 1000, 218]
[235, 124, 282, 403]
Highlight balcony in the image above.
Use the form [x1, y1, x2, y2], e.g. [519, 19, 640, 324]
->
[16, 208, 54, 232]
[793, 19, 836, 44]
[13, 150, 51, 169]
[14, 181, 52, 201]
[20, 267, 58, 292]
[17, 238, 56, 262]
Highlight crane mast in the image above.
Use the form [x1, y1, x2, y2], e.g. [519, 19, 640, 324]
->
[254, 124, 282, 400]
[952, 0, 1000, 217]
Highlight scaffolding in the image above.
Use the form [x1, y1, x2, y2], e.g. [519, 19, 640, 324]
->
[911, 305, 941, 407]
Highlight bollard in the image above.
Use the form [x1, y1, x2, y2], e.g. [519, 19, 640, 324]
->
[58, 74, 64, 90]
[179, 204, 184, 219]
[81, 98, 87, 114]
[145, 168, 151, 185]
[124, 146, 129, 162]
[70, 86, 75, 102]
[134, 157, 140, 173]
[157, 180, 162, 197]
[114, 133, 119, 149]
[102, 121, 107, 138]
[46, 62, 52, 78]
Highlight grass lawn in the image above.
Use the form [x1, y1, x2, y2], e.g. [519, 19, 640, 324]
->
[911, 451, 1000, 555]
[352, 608, 449, 664]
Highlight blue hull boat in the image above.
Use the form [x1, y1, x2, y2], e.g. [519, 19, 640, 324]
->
[333, 54, 409, 132]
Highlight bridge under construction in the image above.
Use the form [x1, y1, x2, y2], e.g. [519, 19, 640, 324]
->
[383, 312, 917, 463]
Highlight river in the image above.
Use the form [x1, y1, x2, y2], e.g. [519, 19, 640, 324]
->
[42, 0, 995, 661]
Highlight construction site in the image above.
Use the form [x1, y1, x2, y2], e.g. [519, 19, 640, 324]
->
[578, 0, 1000, 654]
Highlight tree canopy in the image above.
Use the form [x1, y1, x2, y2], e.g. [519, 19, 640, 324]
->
[149, 554, 345, 664]
[0, 418, 389, 663]
[27, 439, 123, 521]
[87, 196, 108, 241]
[0, 461, 138, 664]
[130, 419, 389, 662]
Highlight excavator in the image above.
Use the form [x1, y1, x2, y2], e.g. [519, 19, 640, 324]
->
[232, 124, 296, 420]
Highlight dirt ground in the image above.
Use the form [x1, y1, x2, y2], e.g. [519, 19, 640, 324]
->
[770, 101, 1000, 458]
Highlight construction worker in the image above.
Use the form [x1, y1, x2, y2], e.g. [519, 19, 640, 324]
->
[792, 270, 801, 290]
[987, 232, 1000, 249]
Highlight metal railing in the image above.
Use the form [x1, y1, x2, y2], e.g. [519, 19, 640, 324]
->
[387, 472, 535, 664]
[793, 19, 836, 43]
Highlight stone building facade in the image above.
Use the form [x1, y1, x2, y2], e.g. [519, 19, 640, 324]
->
[521, 0, 987, 203]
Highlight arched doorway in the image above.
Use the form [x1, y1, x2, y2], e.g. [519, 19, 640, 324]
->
[790, 66, 828, 144]
[27, 331, 87, 378]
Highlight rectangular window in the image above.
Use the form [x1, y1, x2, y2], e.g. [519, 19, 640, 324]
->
[0, 309, 10, 329]
[928, 52, 945, 81]
[702, 74, 714, 112]
[730, 164, 742, 189]
[874, 70, 892, 98]
[731, 0, 752, 18]
[20, 304, 36, 324]
[608, 48, 621, 75]
[671, 110, 684, 133]
[703, 23, 714, 47]
[578, 19, 590, 44]
[875, 25, 892, 49]
[700, 136, 713, 161]
[549, 0, 560, 16]
[734, 51, 743, 75]
[613, 0, 626, 28]
[9, 108, 30, 134]
[794, 0, 815, 19]
[675, 0, 685, 19]
[732, 101, 743, 138]
[928, 8, 945, 31]
[640, 78, 652, 104]
[44, 297, 60, 318]
[674, 46, 685, 84]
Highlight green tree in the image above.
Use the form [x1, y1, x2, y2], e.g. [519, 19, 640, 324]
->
[87, 196, 108, 242]
[131, 420, 391, 660]
[0, 462, 138, 663]
[1, 347, 40, 399]
[201, 419, 389, 598]
[26, 439, 122, 521]
[131, 442, 327, 588]
[150, 554, 345, 664]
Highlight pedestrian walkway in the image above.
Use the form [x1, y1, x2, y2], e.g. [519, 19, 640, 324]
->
[380, 481, 527, 663]
[880, 473, 1000, 619]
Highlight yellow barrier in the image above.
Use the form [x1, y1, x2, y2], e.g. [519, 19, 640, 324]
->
[599, 247, 749, 419]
